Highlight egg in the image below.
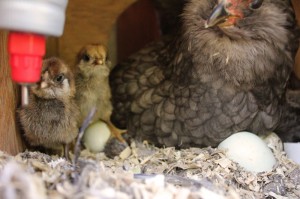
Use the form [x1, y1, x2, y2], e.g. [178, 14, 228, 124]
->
[83, 121, 111, 153]
[218, 131, 276, 173]
[284, 142, 300, 164]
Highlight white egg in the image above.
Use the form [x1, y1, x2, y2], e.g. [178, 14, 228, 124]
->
[218, 131, 276, 173]
[284, 142, 300, 164]
[83, 121, 111, 153]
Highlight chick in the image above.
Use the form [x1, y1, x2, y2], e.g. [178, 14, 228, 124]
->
[19, 57, 79, 159]
[75, 43, 126, 143]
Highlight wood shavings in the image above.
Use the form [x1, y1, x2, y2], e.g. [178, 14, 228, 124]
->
[0, 133, 299, 199]
[215, 157, 232, 169]
[0, 161, 47, 199]
[48, 158, 68, 169]
[119, 146, 132, 160]
[198, 187, 225, 199]
[267, 192, 289, 199]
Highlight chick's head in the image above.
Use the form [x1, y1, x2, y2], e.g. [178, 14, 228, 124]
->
[32, 57, 76, 100]
[76, 44, 111, 77]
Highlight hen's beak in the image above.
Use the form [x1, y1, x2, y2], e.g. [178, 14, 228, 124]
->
[205, 1, 229, 28]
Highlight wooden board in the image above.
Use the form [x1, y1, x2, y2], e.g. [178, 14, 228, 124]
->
[116, 0, 161, 62]
[0, 31, 24, 155]
[58, 0, 137, 66]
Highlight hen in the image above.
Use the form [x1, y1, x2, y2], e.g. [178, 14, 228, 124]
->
[110, 0, 300, 147]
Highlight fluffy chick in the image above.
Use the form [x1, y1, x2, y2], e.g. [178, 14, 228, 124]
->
[19, 57, 79, 159]
[75, 43, 126, 143]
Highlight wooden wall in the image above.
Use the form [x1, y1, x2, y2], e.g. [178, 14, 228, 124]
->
[116, 0, 161, 62]
[47, 0, 137, 66]
[0, 31, 24, 155]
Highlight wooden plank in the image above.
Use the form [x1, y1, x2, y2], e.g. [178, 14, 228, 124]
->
[116, 0, 161, 62]
[0, 31, 24, 155]
[59, 0, 137, 65]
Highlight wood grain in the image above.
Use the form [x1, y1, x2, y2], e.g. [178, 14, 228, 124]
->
[117, 0, 161, 62]
[59, 0, 137, 65]
[0, 31, 24, 155]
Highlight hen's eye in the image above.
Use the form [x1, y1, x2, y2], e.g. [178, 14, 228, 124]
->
[55, 74, 65, 83]
[82, 54, 90, 62]
[249, 0, 263, 9]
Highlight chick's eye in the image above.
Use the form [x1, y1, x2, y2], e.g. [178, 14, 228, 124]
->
[82, 54, 90, 62]
[55, 74, 65, 83]
[249, 0, 263, 9]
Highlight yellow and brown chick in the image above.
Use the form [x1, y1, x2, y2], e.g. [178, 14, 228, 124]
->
[19, 57, 79, 159]
[75, 43, 126, 143]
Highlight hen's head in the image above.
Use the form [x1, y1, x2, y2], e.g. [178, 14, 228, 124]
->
[32, 57, 75, 100]
[180, 0, 299, 46]
[205, 0, 263, 28]
[177, 0, 298, 86]
[182, 0, 296, 37]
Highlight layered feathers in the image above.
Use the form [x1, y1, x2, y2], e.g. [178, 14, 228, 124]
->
[110, 0, 299, 147]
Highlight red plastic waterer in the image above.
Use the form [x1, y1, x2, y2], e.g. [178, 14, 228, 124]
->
[8, 32, 46, 106]
[0, 0, 68, 106]
[8, 32, 46, 83]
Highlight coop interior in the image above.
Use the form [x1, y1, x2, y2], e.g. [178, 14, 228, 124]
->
[0, 0, 300, 198]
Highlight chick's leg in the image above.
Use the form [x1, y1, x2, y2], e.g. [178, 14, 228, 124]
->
[106, 120, 127, 143]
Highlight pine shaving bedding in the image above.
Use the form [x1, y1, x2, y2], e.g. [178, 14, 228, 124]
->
[0, 133, 299, 199]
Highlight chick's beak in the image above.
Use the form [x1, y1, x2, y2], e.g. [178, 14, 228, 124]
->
[93, 58, 104, 65]
[205, 1, 229, 28]
[40, 81, 48, 89]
